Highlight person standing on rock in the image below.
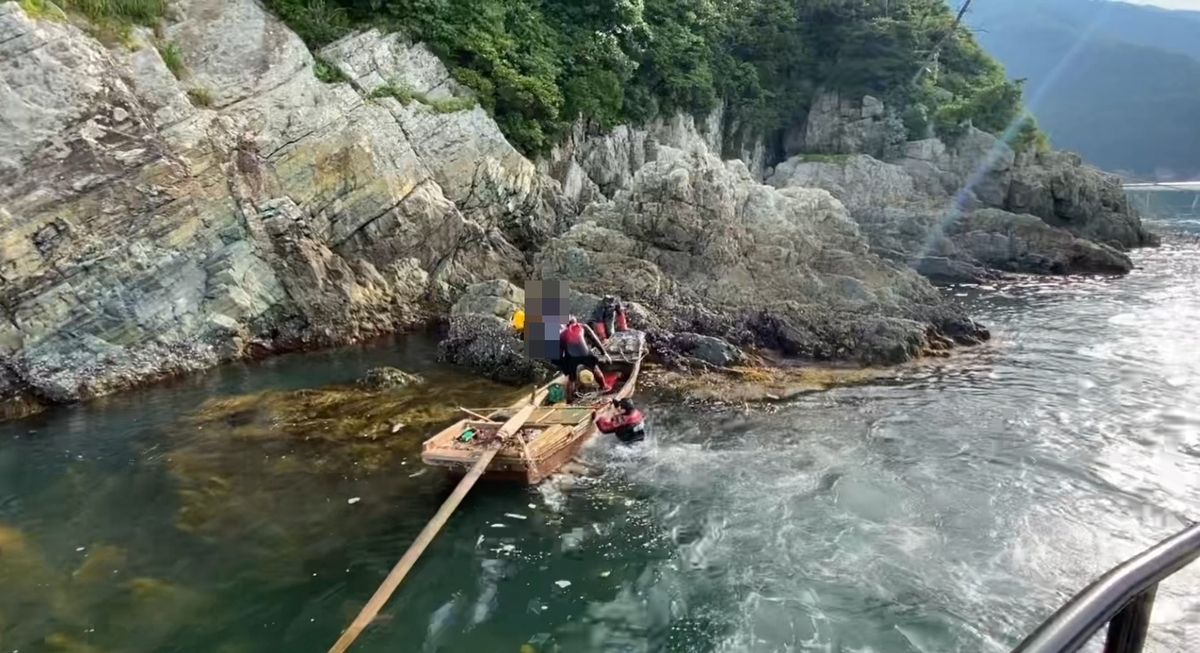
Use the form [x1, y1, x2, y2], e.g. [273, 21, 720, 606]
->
[559, 316, 611, 399]
[591, 295, 628, 341]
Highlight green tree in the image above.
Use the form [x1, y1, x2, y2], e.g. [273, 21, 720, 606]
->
[263, 0, 1043, 155]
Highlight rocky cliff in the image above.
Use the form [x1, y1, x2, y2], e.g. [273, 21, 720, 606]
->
[0, 0, 560, 417]
[768, 94, 1158, 282]
[0, 0, 1145, 418]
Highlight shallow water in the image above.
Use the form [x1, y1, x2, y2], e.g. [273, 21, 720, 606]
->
[3, 222, 1200, 653]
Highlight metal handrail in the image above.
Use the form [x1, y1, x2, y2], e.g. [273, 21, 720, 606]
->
[1009, 522, 1200, 653]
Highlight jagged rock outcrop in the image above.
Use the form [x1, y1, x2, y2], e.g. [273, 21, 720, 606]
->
[538, 144, 989, 365]
[787, 91, 908, 161]
[321, 29, 559, 252]
[769, 124, 1158, 282]
[0, 0, 545, 413]
[537, 105, 769, 213]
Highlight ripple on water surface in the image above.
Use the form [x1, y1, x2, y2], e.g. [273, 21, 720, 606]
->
[2, 233, 1200, 653]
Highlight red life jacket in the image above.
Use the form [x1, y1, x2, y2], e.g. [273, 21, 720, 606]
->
[597, 409, 645, 443]
[560, 322, 588, 357]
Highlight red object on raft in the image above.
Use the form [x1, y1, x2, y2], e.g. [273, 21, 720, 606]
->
[602, 371, 621, 389]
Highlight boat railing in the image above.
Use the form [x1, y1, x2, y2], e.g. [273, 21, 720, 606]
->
[1009, 522, 1200, 653]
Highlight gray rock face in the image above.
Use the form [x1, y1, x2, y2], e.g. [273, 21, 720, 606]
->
[792, 91, 907, 160]
[537, 104, 768, 212]
[1006, 149, 1159, 250]
[768, 124, 1157, 282]
[0, 1, 533, 409]
[322, 29, 558, 251]
[450, 280, 524, 321]
[539, 146, 988, 365]
[657, 332, 743, 368]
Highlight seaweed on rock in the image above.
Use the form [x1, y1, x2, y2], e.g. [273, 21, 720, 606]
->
[163, 375, 527, 561]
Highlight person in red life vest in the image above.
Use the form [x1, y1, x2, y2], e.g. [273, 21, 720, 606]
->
[596, 398, 645, 444]
[559, 315, 612, 398]
[590, 295, 628, 341]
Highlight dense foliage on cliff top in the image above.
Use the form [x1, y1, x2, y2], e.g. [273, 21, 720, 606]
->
[265, 0, 1042, 155]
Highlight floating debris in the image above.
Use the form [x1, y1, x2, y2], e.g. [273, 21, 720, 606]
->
[347, 497, 361, 505]
[554, 580, 571, 589]
[504, 513, 527, 520]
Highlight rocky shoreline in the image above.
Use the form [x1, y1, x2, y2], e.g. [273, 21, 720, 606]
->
[0, 0, 1156, 421]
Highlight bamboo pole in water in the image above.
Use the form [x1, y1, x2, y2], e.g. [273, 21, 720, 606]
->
[326, 403, 540, 653]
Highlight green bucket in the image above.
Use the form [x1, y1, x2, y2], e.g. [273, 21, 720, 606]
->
[546, 383, 565, 404]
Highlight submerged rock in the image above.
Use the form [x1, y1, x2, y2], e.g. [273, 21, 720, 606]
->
[358, 366, 424, 390]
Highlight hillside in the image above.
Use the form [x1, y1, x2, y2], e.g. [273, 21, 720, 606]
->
[968, 0, 1200, 180]
[264, 0, 1045, 157]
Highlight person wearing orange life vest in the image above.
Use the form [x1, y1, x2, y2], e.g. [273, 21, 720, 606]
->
[596, 398, 645, 444]
[559, 316, 611, 398]
[590, 295, 628, 341]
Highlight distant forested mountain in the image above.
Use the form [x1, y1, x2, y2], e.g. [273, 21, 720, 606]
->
[968, 0, 1200, 180]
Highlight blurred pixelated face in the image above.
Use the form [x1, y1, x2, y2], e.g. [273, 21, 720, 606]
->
[524, 279, 570, 360]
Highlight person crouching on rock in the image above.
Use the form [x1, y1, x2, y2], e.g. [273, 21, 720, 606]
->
[591, 295, 628, 341]
[560, 316, 611, 398]
[596, 398, 645, 444]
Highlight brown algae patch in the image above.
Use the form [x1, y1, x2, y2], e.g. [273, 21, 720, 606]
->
[71, 544, 128, 583]
[0, 523, 207, 653]
[1, 393, 46, 422]
[645, 364, 895, 404]
[164, 373, 527, 553]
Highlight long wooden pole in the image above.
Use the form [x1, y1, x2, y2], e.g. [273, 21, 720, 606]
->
[326, 403, 540, 653]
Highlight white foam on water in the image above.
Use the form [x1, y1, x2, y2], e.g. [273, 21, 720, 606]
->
[468, 558, 504, 627]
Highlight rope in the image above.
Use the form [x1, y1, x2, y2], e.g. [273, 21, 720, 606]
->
[574, 390, 605, 403]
